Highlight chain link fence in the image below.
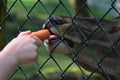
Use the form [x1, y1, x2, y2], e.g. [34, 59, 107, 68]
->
[0, 0, 120, 80]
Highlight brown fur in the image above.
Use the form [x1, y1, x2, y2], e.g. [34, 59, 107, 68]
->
[43, 16, 120, 80]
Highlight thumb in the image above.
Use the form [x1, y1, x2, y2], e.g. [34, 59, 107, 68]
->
[18, 30, 32, 37]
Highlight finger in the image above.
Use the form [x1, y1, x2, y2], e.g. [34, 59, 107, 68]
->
[18, 30, 32, 37]
[31, 36, 42, 47]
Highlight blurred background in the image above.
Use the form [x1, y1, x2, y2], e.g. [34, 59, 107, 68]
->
[0, 0, 119, 80]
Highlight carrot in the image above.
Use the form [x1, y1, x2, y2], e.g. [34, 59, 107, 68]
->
[31, 29, 50, 41]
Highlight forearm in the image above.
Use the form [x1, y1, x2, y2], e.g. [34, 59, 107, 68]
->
[0, 51, 18, 80]
[0, 31, 41, 79]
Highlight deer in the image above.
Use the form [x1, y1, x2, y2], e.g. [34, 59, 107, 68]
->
[43, 16, 120, 80]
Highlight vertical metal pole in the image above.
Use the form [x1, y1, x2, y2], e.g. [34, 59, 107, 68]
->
[70, 0, 90, 17]
[0, 0, 7, 50]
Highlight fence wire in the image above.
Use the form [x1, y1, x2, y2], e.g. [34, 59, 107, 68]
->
[0, 0, 120, 80]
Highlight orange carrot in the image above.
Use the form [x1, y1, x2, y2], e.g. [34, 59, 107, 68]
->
[31, 29, 50, 41]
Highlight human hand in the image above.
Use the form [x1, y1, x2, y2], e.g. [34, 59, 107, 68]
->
[1, 31, 42, 66]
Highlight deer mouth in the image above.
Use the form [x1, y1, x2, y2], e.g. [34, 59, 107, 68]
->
[43, 16, 74, 48]
[42, 26, 63, 44]
[46, 33, 60, 44]
[45, 30, 74, 49]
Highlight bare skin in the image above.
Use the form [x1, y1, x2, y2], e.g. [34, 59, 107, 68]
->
[0, 31, 42, 80]
[43, 16, 120, 80]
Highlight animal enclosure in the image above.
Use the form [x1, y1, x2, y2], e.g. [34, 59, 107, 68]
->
[0, 0, 120, 80]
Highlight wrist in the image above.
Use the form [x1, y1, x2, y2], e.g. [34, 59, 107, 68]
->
[0, 51, 18, 79]
[0, 51, 18, 68]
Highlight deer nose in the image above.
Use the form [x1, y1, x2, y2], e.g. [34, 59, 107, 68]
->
[43, 16, 66, 29]
[42, 20, 50, 29]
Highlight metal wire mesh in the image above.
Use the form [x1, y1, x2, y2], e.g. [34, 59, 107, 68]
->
[0, 0, 120, 80]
